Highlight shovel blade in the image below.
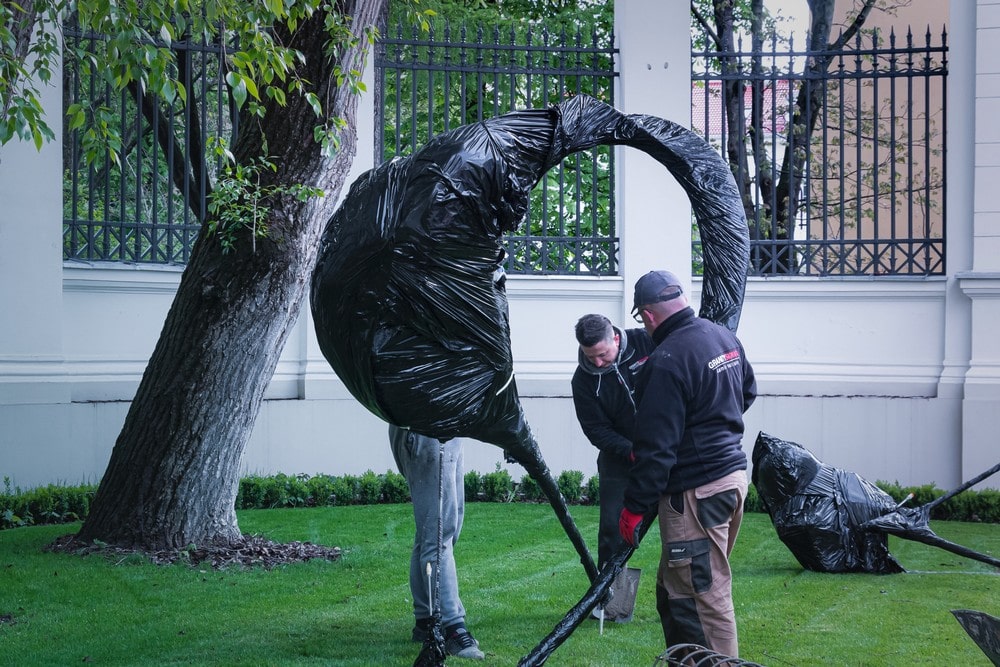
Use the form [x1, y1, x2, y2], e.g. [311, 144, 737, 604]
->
[602, 567, 641, 623]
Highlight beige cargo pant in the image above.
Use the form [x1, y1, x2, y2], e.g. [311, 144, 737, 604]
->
[655, 470, 747, 658]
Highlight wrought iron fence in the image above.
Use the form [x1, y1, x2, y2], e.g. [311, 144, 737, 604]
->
[62, 23, 232, 264]
[62, 16, 944, 279]
[375, 20, 618, 275]
[692, 27, 947, 276]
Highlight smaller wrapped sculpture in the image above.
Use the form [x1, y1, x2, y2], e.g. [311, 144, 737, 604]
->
[751, 431, 1000, 574]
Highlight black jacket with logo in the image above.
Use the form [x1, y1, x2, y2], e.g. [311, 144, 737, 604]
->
[624, 307, 756, 515]
[571, 326, 655, 461]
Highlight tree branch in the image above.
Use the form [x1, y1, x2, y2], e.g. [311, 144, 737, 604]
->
[691, 1, 721, 50]
[830, 0, 878, 50]
[126, 79, 209, 224]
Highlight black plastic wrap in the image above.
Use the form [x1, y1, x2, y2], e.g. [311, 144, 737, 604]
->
[753, 433, 1000, 574]
[751, 432, 904, 574]
[310, 94, 748, 448]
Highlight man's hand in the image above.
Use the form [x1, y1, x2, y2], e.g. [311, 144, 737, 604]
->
[618, 507, 644, 546]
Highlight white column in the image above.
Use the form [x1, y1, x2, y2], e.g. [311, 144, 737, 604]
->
[0, 53, 66, 405]
[939, 0, 975, 402]
[959, 0, 1000, 486]
[614, 0, 695, 320]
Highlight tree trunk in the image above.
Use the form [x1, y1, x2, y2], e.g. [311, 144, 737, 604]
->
[77, 0, 387, 550]
[769, 0, 875, 252]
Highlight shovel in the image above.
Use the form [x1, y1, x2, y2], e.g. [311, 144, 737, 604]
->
[600, 566, 641, 625]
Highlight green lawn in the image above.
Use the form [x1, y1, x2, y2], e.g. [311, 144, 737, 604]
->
[0, 504, 997, 666]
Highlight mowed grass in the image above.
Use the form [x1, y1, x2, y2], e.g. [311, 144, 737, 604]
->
[0, 504, 997, 666]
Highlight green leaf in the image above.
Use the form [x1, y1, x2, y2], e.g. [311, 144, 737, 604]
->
[266, 86, 286, 106]
[159, 80, 176, 104]
[266, 0, 285, 18]
[305, 92, 322, 117]
[243, 76, 260, 101]
[226, 71, 248, 109]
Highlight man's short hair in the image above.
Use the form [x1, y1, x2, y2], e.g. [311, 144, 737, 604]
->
[575, 313, 614, 347]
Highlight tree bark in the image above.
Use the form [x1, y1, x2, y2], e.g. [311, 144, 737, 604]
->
[77, 0, 387, 550]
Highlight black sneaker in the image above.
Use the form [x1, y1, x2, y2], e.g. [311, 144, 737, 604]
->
[445, 628, 485, 660]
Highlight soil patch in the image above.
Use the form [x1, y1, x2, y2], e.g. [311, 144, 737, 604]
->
[46, 533, 342, 569]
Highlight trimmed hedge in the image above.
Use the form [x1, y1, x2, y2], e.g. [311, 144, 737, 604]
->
[3, 472, 998, 531]
[1, 478, 97, 530]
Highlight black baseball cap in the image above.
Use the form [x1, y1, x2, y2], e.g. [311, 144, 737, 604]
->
[631, 270, 684, 315]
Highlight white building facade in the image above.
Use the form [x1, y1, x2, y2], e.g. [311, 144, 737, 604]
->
[1, 0, 996, 491]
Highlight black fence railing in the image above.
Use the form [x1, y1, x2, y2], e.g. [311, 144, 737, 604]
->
[692, 27, 947, 277]
[62, 23, 233, 264]
[61, 17, 944, 279]
[375, 20, 619, 276]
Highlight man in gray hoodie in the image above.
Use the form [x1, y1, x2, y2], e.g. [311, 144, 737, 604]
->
[571, 314, 654, 593]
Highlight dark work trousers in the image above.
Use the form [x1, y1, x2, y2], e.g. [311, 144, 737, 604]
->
[655, 470, 747, 658]
[596, 449, 630, 569]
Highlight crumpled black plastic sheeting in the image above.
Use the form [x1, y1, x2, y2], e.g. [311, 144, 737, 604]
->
[310, 94, 749, 450]
[751, 431, 905, 574]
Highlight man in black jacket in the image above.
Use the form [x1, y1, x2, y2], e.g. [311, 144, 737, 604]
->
[571, 314, 654, 599]
[618, 270, 756, 658]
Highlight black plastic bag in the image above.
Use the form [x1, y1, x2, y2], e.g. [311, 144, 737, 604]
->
[752, 432, 1000, 574]
[751, 432, 904, 573]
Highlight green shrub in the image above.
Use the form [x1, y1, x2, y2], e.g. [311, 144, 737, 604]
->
[382, 470, 410, 503]
[585, 475, 600, 505]
[914, 484, 944, 507]
[6, 471, 1000, 533]
[956, 488, 1000, 523]
[286, 474, 311, 507]
[745, 483, 763, 513]
[557, 470, 584, 504]
[256, 473, 310, 508]
[482, 465, 513, 502]
[519, 474, 543, 502]
[330, 475, 359, 506]
[1, 478, 98, 529]
[464, 470, 482, 500]
[305, 474, 338, 507]
[259, 476, 286, 508]
[357, 470, 382, 505]
[237, 475, 266, 509]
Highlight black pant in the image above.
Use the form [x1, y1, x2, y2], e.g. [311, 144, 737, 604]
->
[596, 450, 630, 569]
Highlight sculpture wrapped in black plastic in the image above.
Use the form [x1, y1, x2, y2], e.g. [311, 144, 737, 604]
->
[310, 94, 751, 585]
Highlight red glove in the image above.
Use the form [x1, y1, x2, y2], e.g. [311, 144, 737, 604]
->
[619, 507, 644, 546]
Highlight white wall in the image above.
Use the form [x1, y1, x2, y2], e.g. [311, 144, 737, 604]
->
[2, 0, 997, 492]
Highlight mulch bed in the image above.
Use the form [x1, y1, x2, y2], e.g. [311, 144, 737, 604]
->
[45, 533, 342, 569]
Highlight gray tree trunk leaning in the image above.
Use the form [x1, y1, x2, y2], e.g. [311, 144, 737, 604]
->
[76, 0, 388, 551]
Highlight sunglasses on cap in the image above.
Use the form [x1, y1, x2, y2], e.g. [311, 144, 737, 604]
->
[631, 289, 683, 322]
